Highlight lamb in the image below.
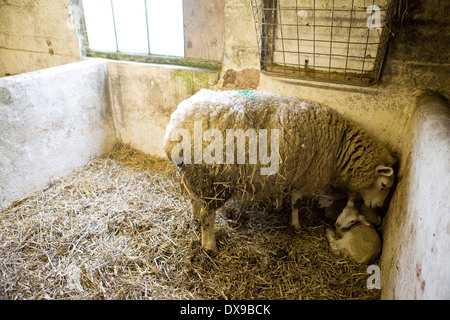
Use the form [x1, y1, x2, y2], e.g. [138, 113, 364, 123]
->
[317, 186, 349, 221]
[317, 186, 347, 210]
[164, 89, 395, 253]
[359, 203, 382, 227]
[326, 198, 382, 264]
[318, 187, 382, 226]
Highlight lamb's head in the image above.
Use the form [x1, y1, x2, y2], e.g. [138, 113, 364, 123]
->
[317, 195, 334, 209]
[359, 165, 394, 208]
[335, 198, 370, 229]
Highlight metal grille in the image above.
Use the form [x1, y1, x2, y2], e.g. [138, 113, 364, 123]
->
[251, 0, 395, 85]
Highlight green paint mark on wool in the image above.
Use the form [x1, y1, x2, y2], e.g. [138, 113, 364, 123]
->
[238, 90, 257, 97]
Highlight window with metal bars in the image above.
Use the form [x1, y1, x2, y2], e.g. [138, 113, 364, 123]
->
[251, 0, 395, 85]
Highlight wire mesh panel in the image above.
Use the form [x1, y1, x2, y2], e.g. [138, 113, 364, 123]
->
[251, 0, 395, 85]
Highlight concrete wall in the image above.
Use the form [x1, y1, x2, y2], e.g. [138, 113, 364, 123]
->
[0, 59, 116, 209]
[381, 94, 450, 299]
[108, 62, 219, 158]
[0, 0, 81, 77]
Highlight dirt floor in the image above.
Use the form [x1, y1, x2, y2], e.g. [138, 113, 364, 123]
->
[0, 144, 380, 300]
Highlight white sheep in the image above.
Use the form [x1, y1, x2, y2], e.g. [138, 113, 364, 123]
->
[164, 89, 395, 253]
[326, 198, 382, 264]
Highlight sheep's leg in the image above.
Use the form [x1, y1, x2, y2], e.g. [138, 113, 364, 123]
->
[290, 191, 302, 230]
[291, 209, 300, 230]
[326, 228, 342, 253]
[325, 228, 336, 243]
[201, 208, 217, 253]
[274, 194, 284, 210]
[191, 198, 202, 220]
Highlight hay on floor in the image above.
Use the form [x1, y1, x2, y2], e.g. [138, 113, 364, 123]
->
[0, 144, 380, 300]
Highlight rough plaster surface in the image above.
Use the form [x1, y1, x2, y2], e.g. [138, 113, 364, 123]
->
[222, 0, 260, 71]
[381, 94, 450, 299]
[107, 62, 219, 158]
[222, 68, 260, 90]
[0, 0, 81, 77]
[0, 59, 117, 209]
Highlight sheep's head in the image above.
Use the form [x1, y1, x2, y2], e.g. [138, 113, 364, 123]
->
[337, 126, 396, 209]
[317, 195, 334, 209]
[359, 165, 394, 208]
[335, 198, 370, 229]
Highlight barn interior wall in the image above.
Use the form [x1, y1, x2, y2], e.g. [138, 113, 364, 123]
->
[0, 59, 117, 209]
[0, 0, 448, 299]
[107, 62, 220, 158]
[380, 93, 450, 299]
[0, 0, 81, 77]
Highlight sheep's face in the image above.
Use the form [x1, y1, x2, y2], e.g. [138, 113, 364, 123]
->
[335, 199, 359, 229]
[335, 198, 370, 229]
[317, 195, 334, 209]
[360, 165, 394, 208]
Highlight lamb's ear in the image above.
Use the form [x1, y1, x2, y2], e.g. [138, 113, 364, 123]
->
[359, 215, 371, 226]
[375, 165, 394, 177]
[346, 197, 355, 208]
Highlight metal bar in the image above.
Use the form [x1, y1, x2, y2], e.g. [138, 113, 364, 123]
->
[268, 63, 371, 73]
[328, 0, 335, 79]
[277, 0, 287, 74]
[251, 0, 263, 67]
[271, 50, 375, 60]
[360, 0, 376, 80]
[260, 36, 384, 46]
[261, 0, 277, 71]
[144, 0, 151, 54]
[343, 0, 355, 79]
[260, 23, 372, 29]
[373, 0, 395, 82]
[295, 0, 301, 75]
[265, 6, 377, 12]
[110, 0, 119, 52]
[75, 0, 90, 56]
[312, 0, 316, 78]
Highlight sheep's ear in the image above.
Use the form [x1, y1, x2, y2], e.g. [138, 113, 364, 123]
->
[347, 197, 355, 208]
[359, 215, 371, 226]
[375, 165, 394, 177]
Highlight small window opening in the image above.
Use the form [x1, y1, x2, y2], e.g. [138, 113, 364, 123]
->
[82, 0, 184, 56]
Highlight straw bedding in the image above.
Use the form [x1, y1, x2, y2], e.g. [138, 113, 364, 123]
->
[0, 144, 380, 300]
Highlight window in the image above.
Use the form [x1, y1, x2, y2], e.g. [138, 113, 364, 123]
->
[75, 0, 223, 70]
[251, 0, 395, 85]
